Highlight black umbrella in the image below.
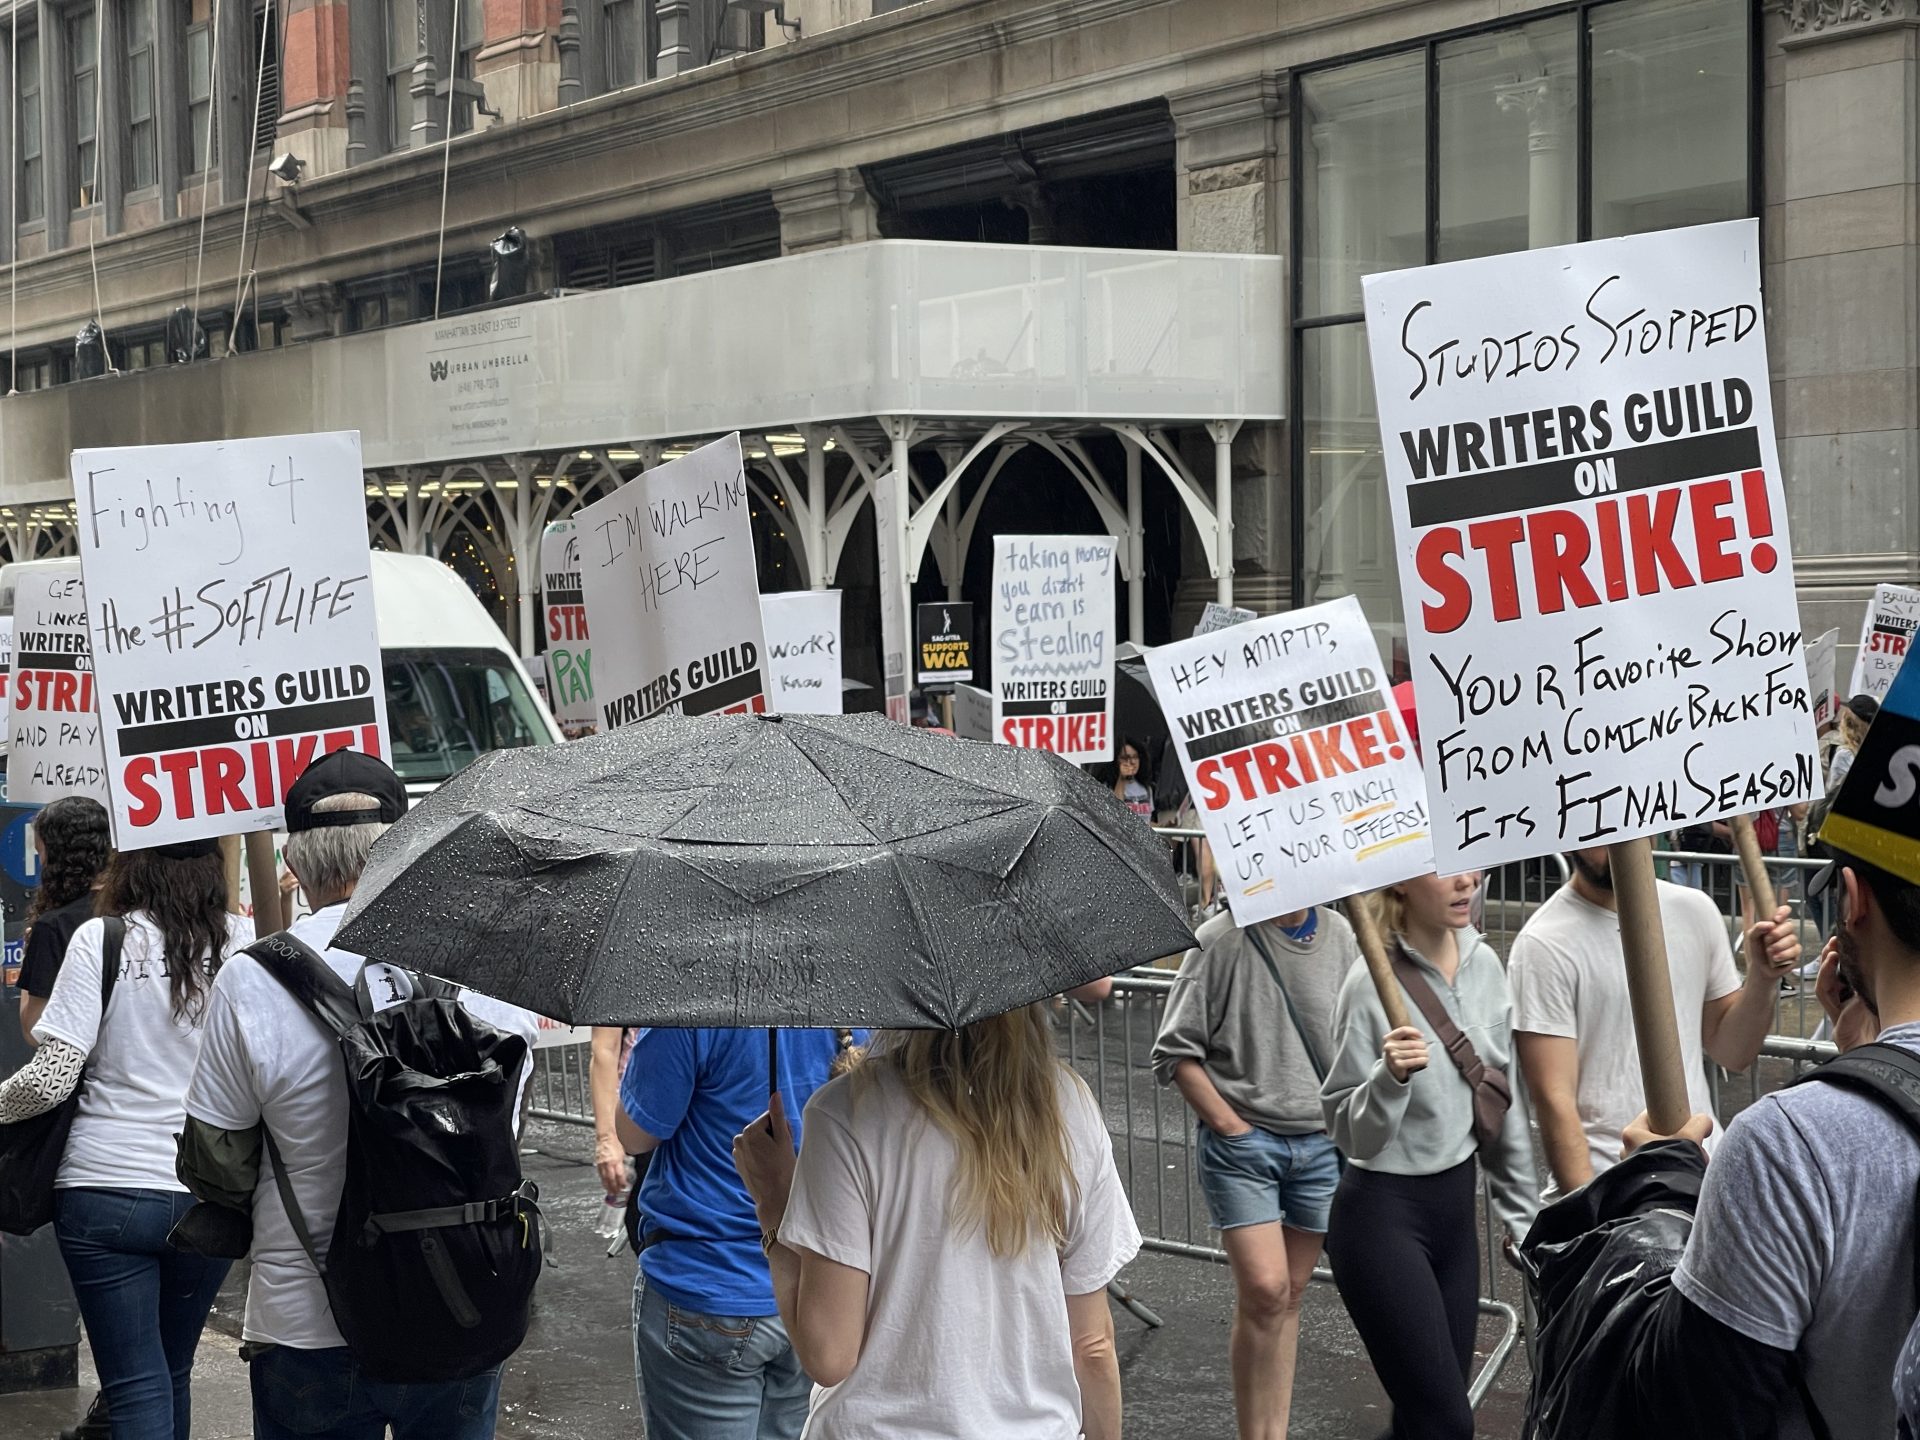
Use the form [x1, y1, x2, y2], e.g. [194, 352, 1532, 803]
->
[335, 712, 1195, 1029]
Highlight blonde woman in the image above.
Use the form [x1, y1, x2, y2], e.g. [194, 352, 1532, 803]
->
[1319, 872, 1538, 1440]
[733, 1004, 1140, 1440]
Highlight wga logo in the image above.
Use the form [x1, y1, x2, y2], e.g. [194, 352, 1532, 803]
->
[428, 358, 450, 382]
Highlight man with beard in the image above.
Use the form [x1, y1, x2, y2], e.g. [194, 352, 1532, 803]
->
[1509, 845, 1801, 1195]
[1591, 849, 1920, 1438]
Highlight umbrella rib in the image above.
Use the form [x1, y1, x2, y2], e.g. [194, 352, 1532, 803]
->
[884, 845, 957, 1030]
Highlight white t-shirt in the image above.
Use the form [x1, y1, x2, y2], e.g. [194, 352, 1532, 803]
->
[34, 911, 255, 1192]
[779, 1064, 1140, 1440]
[1509, 879, 1740, 1186]
[183, 904, 540, 1351]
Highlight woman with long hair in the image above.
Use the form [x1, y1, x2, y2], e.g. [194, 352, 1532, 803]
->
[0, 839, 253, 1439]
[1319, 873, 1538, 1440]
[16, 795, 113, 1042]
[733, 1003, 1140, 1439]
[1098, 737, 1155, 820]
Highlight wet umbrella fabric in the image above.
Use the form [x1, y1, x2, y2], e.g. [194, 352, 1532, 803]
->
[335, 713, 1196, 1029]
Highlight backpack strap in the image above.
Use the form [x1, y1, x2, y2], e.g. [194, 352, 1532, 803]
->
[73, 919, 127, 1094]
[244, 932, 361, 1041]
[1789, 1042, 1920, 1440]
[1245, 925, 1329, 1084]
[260, 1125, 327, 1278]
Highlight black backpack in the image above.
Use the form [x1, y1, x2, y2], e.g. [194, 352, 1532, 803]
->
[1790, 1042, 1920, 1440]
[245, 931, 542, 1384]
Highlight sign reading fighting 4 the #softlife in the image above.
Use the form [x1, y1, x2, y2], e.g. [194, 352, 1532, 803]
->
[576, 433, 767, 726]
[70, 432, 390, 849]
[1148, 597, 1433, 925]
[991, 535, 1114, 764]
[1363, 219, 1817, 870]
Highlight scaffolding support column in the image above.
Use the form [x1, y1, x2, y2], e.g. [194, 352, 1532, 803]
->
[804, 426, 829, 591]
[1124, 436, 1144, 644]
[1207, 420, 1241, 607]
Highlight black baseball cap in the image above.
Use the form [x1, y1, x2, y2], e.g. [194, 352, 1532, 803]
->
[285, 750, 407, 832]
[1846, 694, 1881, 724]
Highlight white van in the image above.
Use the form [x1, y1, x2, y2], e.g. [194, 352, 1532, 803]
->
[0, 551, 562, 801]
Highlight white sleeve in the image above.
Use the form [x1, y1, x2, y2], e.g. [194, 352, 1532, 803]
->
[184, 977, 264, 1132]
[1508, 934, 1581, 1039]
[1060, 1078, 1141, 1295]
[32, 920, 107, 1056]
[1693, 892, 1742, 1002]
[780, 1096, 874, 1275]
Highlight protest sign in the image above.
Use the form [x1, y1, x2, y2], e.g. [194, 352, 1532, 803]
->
[1807, 628, 1839, 731]
[1849, 583, 1920, 702]
[541, 519, 597, 739]
[70, 433, 390, 849]
[991, 535, 1115, 764]
[0, 616, 13, 760]
[1194, 602, 1257, 636]
[952, 683, 994, 741]
[1363, 218, 1816, 871]
[6, 561, 109, 807]
[916, 602, 974, 686]
[576, 433, 768, 725]
[1147, 596, 1433, 925]
[1820, 644, 1920, 886]
[761, 591, 843, 715]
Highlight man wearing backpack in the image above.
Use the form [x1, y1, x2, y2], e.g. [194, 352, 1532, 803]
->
[177, 751, 540, 1440]
[1579, 845, 1920, 1439]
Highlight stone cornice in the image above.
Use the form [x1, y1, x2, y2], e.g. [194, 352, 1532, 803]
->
[1772, 0, 1920, 45]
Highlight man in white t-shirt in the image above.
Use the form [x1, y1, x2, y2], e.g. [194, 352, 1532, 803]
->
[179, 751, 537, 1440]
[1510, 845, 1801, 1195]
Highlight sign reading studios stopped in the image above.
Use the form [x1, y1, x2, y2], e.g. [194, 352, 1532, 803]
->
[1363, 218, 1817, 873]
[6, 559, 109, 808]
[70, 432, 390, 849]
[540, 519, 598, 739]
[576, 433, 768, 726]
[992, 535, 1115, 764]
[1148, 597, 1433, 926]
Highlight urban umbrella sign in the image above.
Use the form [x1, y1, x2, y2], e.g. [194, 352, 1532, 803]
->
[70, 432, 391, 849]
[1363, 218, 1817, 872]
[575, 434, 769, 726]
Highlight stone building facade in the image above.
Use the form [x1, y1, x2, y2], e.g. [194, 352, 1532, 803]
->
[0, 0, 1906, 676]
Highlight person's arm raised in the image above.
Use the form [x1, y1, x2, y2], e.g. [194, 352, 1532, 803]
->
[1516, 1032, 1593, 1192]
[1704, 906, 1800, 1073]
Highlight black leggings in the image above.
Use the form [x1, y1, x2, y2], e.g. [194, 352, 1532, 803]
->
[1325, 1158, 1480, 1440]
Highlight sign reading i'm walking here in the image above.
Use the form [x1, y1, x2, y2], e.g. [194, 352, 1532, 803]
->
[1148, 596, 1433, 925]
[576, 433, 768, 726]
[71, 432, 390, 849]
[1363, 219, 1817, 870]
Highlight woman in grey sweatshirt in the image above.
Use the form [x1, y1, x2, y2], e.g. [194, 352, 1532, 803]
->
[1320, 870, 1539, 1440]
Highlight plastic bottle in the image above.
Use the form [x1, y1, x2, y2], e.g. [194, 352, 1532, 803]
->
[596, 1190, 626, 1241]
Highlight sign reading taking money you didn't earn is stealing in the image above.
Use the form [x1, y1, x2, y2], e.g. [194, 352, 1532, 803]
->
[1363, 218, 1817, 871]
[71, 431, 390, 850]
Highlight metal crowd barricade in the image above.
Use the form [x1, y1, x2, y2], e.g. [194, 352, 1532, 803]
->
[1064, 970, 1523, 1410]
[529, 1039, 597, 1127]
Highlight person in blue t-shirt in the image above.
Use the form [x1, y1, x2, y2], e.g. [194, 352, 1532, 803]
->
[617, 1027, 862, 1440]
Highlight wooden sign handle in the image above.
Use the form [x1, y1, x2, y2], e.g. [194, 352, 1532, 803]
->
[245, 830, 284, 936]
[1347, 893, 1413, 1033]
[1728, 813, 1777, 923]
[1607, 837, 1691, 1137]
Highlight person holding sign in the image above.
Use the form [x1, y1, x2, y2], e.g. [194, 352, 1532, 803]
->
[1150, 901, 1360, 1440]
[1319, 873, 1538, 1440]
[1509, 847, 1801, 1194]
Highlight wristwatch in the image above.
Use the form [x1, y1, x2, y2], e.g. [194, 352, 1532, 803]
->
[761, 1229, 782, 1258]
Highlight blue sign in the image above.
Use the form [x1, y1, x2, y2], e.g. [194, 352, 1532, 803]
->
[1, 809, 38, 890]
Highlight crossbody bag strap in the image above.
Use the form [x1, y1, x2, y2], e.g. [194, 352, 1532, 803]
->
[1388, 943, 1487, 1088]
[1245, 925, 1328, 1084]
[260, 1125, 326, 1277]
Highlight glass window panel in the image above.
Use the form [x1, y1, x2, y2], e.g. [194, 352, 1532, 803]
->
[605, 0, 637, 88]
[1300, 321, 1404, 658]
[387, 0, 416, 67]
[1437, 17, 1577, 262]
[459, 0, 482, 50]
[1299, 51, 1425, 319]
[128, 0, 153, 46]
[1591, 0, 1749, 240]
[187, 28, 210, 92]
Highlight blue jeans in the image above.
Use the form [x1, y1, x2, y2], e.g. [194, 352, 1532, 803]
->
[632, 1275, 810, 1440]
[1195, 1126, 1341, 1235]
[249, 1345, 502, 1440]
[53, 1187, 231, 1440]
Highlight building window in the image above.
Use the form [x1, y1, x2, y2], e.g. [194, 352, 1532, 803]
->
[449, 0, 482, 136]
[603, 0, 641, 89]
[186, 0, 216, 172]
[70, 6, 98, 207]
[386, 0, 415, 150]
[12, 354, 50, 391]
[1291, 0, 1753, 636]
[16, 31, 42, 222]
[251, 2, 281, 152]
[119, 334, 165, 369]
[125, 0, 157, 189]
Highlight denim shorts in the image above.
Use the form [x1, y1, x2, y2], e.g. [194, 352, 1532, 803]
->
[1195, 1125, 1340, 1235]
